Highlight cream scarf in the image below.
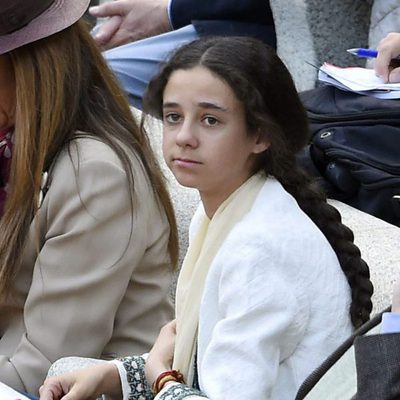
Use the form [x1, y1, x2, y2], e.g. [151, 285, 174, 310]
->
[173, 173, 267, 382]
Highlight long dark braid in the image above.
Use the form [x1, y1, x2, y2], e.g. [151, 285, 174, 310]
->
[143, 36, 374, 328]
[272, 157, 373, 328]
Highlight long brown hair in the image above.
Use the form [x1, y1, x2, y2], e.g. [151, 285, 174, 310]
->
[144, 36, 373, 329]
[0, 20, 178, 300]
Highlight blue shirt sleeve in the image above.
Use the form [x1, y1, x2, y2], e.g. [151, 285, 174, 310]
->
[381, 312, 400, 333]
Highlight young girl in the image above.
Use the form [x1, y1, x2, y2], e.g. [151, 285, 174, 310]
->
[0, 0, 178, 395]
[39, 36, 373, 400]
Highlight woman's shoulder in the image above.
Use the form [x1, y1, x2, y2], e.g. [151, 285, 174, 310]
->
[45, 135, 154, 210]
[50, 135, 150, 186]
[37, 134, 167, 237]
[57, 136, 133, 170]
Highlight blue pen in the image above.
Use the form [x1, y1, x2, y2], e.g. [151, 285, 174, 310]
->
[347, 48, 378, 58]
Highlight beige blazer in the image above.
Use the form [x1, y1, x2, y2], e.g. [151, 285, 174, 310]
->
[0, 137, 173, 394]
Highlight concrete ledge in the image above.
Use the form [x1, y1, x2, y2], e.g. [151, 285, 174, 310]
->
[331, 200, 400, 314]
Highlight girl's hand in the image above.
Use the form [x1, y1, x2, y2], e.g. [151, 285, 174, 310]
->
[39, 362, 121, 400]
[145, 319, 177, 386]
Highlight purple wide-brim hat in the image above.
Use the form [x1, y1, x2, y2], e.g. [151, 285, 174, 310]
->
[0, 0, 91, 55]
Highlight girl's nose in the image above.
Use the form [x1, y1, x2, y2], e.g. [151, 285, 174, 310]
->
[175, 121, 198, 148]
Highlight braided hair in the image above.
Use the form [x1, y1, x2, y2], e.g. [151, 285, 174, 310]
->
[144, 36, 373, 328]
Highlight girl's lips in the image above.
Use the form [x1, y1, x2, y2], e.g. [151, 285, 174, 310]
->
[172, 158, 202, 167]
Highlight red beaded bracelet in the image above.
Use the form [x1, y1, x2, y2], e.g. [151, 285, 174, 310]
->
[152, 369, 185, 395]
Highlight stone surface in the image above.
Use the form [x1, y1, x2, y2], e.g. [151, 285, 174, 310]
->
[332, 200, 400, 314]
[271, 0, 372, 91]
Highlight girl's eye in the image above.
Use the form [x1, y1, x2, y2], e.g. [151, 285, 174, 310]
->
[164, 113, 181, 123]
[203, 116, 218, 126]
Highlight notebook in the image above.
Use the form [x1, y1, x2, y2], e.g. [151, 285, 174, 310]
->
[318, 62, 400, 99]
[0, 382, 38, 400]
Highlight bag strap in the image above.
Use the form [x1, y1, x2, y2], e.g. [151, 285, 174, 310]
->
[295, 305, 391, 400]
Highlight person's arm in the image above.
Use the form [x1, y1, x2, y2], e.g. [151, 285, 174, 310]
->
[146, 259, 301, 400]
[39, 362, 121, 400]
[195, 265, 302, 399]
[89, 0, 274, 49]
[157, 248, 303, 399]
[119, 249, 303, 398]
[169, 0, 274, 30]
[112, 321, 206, 399]
[116, 355, 206, 400]
[0, 143, 151, 394]
[375, 32, 400, 83]
[89, 0, 171, 49]
[117, 251, 302, 399]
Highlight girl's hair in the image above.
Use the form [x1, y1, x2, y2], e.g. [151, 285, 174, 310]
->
[0, 20, 178, 300]
[143, 36, 373, 328]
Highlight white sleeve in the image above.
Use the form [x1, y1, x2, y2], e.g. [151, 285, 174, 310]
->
[198, 251, 308, 399]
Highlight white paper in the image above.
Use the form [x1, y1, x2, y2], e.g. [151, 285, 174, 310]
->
[318, 63, 400, 99]
[0, 382, 32, 400]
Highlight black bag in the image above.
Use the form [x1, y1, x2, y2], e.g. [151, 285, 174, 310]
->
[299, 85, 400, 226]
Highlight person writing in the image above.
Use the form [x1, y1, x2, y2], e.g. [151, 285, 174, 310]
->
[39, 36, 373, 400]
[88, 0, 276, 108]
[0, 0, 178, 395]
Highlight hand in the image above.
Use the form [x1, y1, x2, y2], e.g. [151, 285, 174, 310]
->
[145, 319, 177, 386]
[89, 0, 171, 50]
[39, 362, 121, 400]
[375, 32, 400, 83]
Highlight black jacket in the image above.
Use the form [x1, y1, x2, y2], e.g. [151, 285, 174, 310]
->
[169, 0, 276, 48]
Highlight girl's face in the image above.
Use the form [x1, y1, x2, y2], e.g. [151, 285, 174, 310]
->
[162, 66, 269, 214]
[0, 54, 15, 130]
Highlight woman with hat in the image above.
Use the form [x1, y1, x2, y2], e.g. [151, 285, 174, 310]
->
[0, 0, 177, 395]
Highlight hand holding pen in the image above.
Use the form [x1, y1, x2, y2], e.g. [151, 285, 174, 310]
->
[349, 32, 400, 83]
[375, 32, 400, 83]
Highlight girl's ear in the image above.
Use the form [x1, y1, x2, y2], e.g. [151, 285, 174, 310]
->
[252, 131, 270, 154]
